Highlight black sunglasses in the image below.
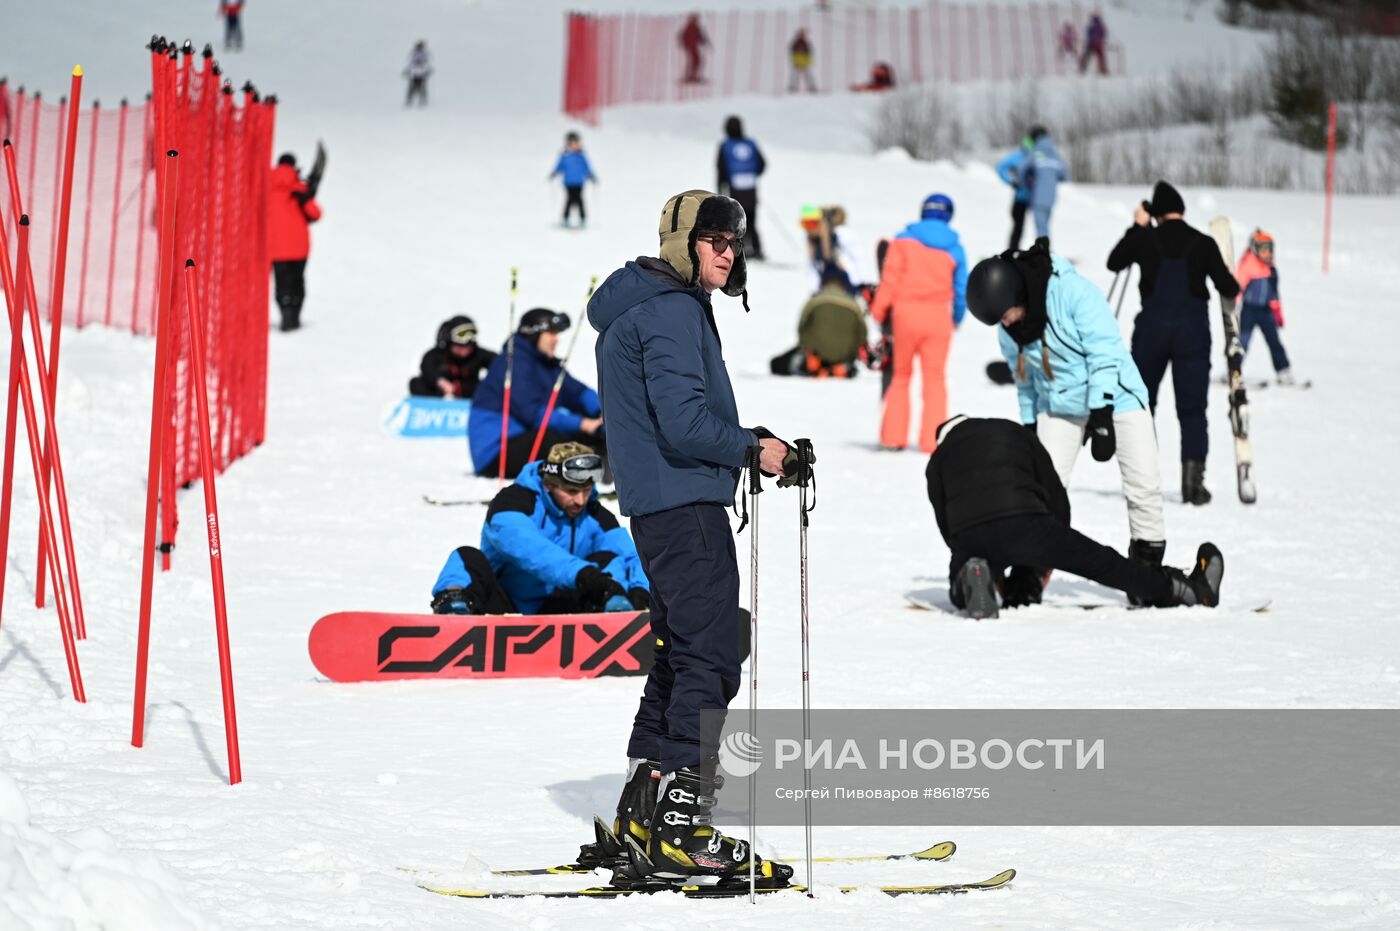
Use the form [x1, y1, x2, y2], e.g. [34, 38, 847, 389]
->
[697, 233, 743, 256]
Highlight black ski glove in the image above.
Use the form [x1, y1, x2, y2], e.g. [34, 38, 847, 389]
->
[628, 587, 650, 611]
[1083, 405, 1115, 462]
[1001, 566, 1046, 608]
[751, 427, 816, 489]
[576, 565, 625, 601]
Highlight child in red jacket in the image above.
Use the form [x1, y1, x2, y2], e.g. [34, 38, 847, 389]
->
[1235, 229, 1293, 384]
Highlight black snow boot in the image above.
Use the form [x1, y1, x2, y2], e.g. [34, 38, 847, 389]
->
[953, 557, 999, 619]
[1182, 459, 1212, 506]
[641, 764, 792, 887]
[1162, 543, 1224, 607]
[575, 758, 660, 871]
[1127, 540, 1166, 607]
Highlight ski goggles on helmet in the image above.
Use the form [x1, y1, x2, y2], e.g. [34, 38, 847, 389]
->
[448, 322, 478, 345]
[540, 454, 604, 488]
[696, 232, 743, 256]
[519, 311, 571, 336]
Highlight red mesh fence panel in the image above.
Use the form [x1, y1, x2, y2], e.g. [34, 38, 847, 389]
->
[0, 44, 274, 562]
[563, 2, 1119, 121]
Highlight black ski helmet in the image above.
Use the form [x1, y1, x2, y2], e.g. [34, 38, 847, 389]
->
[436, 315, 477, 349]
[966, 257, 1027, 326]
[519, 307, 570, 337]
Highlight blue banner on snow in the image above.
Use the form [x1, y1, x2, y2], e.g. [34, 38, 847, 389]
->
[385, 397, 472, 438]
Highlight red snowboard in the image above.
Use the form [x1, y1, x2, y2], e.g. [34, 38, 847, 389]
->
[309, 610, 656, 682]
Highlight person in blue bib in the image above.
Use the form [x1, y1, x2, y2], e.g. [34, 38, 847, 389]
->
[716, 116, 766, 261]
[550, 131, 596, 229]
[430, 443, 647, 616]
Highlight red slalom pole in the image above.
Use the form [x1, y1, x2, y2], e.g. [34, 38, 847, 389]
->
[182, 261, 242, 785]
[0, 216, 84, 700]
[497, 267, 519, 486]
[527, 276, 597, 463]
[36, 66, 83, 612]
[3, 140, 89, 639]
[1323, 100, 1336, 275]
[132, 150, 180, 749]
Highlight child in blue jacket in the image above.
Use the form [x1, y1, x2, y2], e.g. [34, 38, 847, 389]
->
[551, 131, 596, 229]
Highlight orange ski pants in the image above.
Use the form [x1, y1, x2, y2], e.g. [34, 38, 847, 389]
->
[881, 309, 952, 452]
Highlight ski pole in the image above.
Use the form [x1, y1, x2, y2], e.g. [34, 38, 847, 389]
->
[1113, 266, 1132, 320]
[526, 275, 598, 463]
[795, 437, 815, 896]
[745, 443, 763, 904]
[497, 268, 519, 487]
[1105, 269, 1122, 307]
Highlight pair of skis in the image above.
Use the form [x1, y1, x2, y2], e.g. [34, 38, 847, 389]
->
[415, 835, 1017, 899]
[1208, 217, 1258, 505]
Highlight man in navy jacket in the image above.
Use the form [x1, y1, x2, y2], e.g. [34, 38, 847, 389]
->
[584, 190, 795, 885]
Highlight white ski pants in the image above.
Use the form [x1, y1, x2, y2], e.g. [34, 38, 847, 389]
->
[1036, 408, 1166, 543]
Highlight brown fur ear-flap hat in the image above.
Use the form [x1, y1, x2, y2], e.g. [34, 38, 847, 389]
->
[657, 190, 748, 302]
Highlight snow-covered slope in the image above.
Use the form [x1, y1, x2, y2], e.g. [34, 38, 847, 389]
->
[2, 1, 1399, 929]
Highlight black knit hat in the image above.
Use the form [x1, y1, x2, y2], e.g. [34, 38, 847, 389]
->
[1149, 180, 1185, 218]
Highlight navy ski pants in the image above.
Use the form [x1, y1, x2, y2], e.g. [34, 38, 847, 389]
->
[1132, 317, 1211, 462]
[1240, 304, 1290, 372]
[626, 503, 741, 775]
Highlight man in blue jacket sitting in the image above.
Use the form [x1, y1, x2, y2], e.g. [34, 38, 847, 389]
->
[583, 189, 799, 887]
[468, 308, 603, 478]
[430, 442, 647, 616]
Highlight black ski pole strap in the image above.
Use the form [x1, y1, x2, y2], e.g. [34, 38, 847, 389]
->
[795, 437, 816, 523]
[734, 444, 762, 535]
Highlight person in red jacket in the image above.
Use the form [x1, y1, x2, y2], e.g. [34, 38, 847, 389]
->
[268, 153, 322, 332]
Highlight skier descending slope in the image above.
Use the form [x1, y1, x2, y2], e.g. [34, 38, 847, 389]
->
[966, 240, 1169, 604]
[1107, 181, 1240, 505]
[586, 190, 800, 887]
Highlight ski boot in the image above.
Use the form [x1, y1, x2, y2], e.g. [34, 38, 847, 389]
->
[574, 758, 660, 871]
[429, 586, 479, 615]
[1277, 368, 1295, 386]
[1163, 543, 1224, 608]
[1182, 459, 1212, 506]
[637, 765, 792, 889]
[1127, 540, 1166, 607]
[953, 557, 1000, 619]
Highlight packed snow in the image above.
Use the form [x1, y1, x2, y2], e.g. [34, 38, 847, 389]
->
[2, 0, 1399, 928]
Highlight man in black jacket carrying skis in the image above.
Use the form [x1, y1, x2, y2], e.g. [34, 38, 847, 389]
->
[927, 415, 1223, 618]
[1107, 181, 1239, 505]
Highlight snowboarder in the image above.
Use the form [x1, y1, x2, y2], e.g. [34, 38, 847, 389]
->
[770, 270, 869, 378]
[1080, 13, 1108, 75]
[967, 239, 1169, 593]
[870, 193, 967, 453]
[1024, 126, 1067, 242]
[679, 14, 708, 84]
[927, 415, 1223, 618]
[408, 316, 497, 399]
[1235, 229, 1294, 384]
[1107, 181, 1241, 505]
[549, 131, 595, 229]
[467, 308, 603, 479]
[267, 153, 322, 332]
[800, 204, 870, 296]
[716, 116, 766, 261]
[219, 1, 244, 51]
[430, 443, 648, 616]
[995, 129, 1038, 251]
[403, 40, 431, 107]
[585, 189, 798, 885]
[852, 61, 895, 92]
[788, 28, 816, 92]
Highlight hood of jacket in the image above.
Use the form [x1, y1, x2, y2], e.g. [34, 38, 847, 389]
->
[587, 258, 701, 336]
[1031, 135, 1062, 161]
[270, 163, 303, 195]
[897, 218, 961, 253]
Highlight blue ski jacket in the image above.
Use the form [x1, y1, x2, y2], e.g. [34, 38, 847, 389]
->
[1026, 136, 1068, 211]
[996, 145, 1033, 205]
[552, 150, 594, 187]
[432, 462, 648, 614]
[895, 218, 969, 324]
[998, 255, 1149, 423]
[467, 334, 600, 473]
[588, 258, 754, 518]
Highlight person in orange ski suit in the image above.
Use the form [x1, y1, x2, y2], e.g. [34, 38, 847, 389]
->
[870, 193, 968, 452]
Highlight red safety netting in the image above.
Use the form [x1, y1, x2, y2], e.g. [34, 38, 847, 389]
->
[564, 1, 1122, 123]
[0, 44, 274, 562]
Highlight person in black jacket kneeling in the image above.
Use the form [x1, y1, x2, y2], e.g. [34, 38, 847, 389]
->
[926, 415, 1224, 618]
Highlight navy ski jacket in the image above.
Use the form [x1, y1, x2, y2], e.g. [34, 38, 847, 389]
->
[588, 258, 755, 517]
[467, 333, 600, 473]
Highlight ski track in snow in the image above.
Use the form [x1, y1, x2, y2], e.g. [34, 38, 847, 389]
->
[2, 1, 1399, 928]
